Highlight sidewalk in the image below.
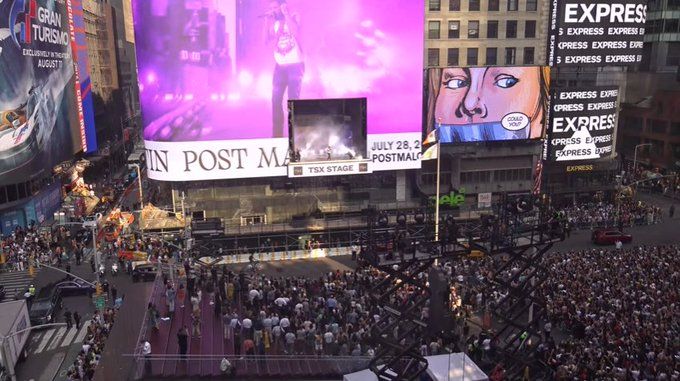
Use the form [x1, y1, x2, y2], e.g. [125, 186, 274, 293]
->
[93, 277, 154, 381]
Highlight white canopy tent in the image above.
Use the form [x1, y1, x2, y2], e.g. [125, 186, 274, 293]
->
[343, 353, 488, 381]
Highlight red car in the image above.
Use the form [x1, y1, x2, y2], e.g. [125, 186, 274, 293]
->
[591, 229, 633, 245]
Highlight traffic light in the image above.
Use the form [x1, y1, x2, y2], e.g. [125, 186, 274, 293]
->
[95, 283, 103, 295]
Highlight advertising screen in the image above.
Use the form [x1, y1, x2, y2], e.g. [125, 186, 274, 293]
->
[425, 66, 550, 143]
[68, 0, 97, 153]
[547, 0, 648, 67]
[0, 0, 84, 186]
[547, 86, 619, 161]
[289, 98, 367, 163]
[132, 0, 424, 181]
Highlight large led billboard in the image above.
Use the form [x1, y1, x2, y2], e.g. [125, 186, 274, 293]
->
[547, 0, 648, 66]
[547, 86, 619, 161]
[425, 66, 550, 143]
[0, 0, 88, 185]
[289, 98, 367, 163]
[132, 0, 424, 181]
[68, 0, 97, 153]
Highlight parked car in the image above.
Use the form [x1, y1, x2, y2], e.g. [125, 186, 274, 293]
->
[55, 277, 95, 296]
[132, 261, 158, 282]
[28, 287, 63, 326]
[591, 229, 633, 245]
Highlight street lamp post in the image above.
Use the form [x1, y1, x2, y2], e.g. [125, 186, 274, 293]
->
[633, 143, 653, 178]
[132, 163, 145, 239]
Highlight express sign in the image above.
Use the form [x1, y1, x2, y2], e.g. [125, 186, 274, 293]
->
[548, 0, 648, 67]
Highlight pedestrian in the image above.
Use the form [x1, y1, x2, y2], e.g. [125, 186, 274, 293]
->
[111, 286, 118, 304]
[142, 339, 152, 375]
[64, 309, 73, 329]
[148, 303, 159, 331]
[177, 284, 186, 308]
[670, 204, 675, 219]
[191, 310, 201, 338]
[177, 326, 189, 359]
[214, 292, 222, 317]
[73, 311, 81, 330]
[166, 285, 176, 318]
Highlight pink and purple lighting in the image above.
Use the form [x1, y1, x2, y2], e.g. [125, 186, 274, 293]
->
[132, 0, 424, 142]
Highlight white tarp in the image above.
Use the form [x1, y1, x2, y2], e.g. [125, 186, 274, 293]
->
[343, 353, 487, 381]
[426, 353, 488, 381]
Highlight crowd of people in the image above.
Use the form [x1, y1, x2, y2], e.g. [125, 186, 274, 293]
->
[149, 237, 680, 380]
[557, 200, 664, 230]
[65, 307, 119, 380]
[538, 245, 680, 380]
[0, 224, 89, 275]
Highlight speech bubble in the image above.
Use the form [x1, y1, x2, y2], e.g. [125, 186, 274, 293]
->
[501, 112, 530, 131]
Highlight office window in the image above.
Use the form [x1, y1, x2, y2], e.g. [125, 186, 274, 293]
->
[486, 47, 497, 65]
[461, 171, 491, 184]
[505, 47, 516, 65]
[506, 20, 517, 38]
[525, 20, 536, 38]
[468, 20, 480, 38]
[665, 19, 679, 33]
[672, 122, 680, 136]
[488, 0, 499, 11]
[649, 119, 668, 134]
[428, 48, 440, 67]
[507, 0, 518, 11]
[448, 20, 460, 38]
[6, 184, 17, 202]
[469, 0, 480, 11]
[467, 48, 479, 66]
[429, 0, 441, 11]
[524, 47, 535, 64]
[428, 21, 441, 39]
[526, 0, 537, 11]
[487, 20, 498, 38]
[667, 42, 680, 65]
[447, 48, 460, 66]
[449, 0, 461, 11]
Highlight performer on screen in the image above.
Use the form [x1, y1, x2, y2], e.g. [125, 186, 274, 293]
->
[264, 0, 304, 138]
[326, 145, 332, 161]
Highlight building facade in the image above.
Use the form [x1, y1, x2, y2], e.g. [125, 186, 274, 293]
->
[83, 0, 120, 102]
[625, 0, 680, 102]
[422, 0, 548, 205]
[618, 91, 680, 169]
[109, 0, 141, 119]
[425, 0, 549, 67]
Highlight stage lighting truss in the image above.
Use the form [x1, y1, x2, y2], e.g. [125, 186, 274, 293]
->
[363, 196, 565, 381]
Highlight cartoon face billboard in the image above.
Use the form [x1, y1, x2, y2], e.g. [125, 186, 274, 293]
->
[425, 66, 550, 143]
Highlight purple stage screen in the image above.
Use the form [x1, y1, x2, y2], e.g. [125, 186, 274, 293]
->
[132, 0, 424, 143]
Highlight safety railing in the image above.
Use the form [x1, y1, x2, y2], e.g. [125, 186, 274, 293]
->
[129, 354, 371, 380]
[129, 274, 166, 380]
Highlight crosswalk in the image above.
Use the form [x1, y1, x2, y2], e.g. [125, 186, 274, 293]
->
[27, 321, 92, 355]
[0, 269, 40, 300]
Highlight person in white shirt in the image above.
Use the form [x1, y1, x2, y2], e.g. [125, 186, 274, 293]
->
[142, 340, 152, 374]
